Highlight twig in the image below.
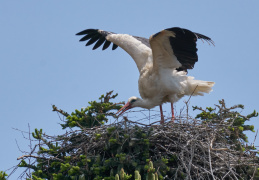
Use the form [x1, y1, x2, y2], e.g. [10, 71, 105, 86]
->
[17, 155, 64, 162]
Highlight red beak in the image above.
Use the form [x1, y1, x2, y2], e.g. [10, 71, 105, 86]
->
[116, 102, 132, 116]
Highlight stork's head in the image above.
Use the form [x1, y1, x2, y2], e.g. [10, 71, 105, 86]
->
[117, 96, 141, 116]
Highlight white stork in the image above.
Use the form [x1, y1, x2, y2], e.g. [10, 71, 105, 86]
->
[76, 27, 215, 124]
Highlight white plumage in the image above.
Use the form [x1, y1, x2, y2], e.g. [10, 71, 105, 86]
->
[76, 27, 215, 123]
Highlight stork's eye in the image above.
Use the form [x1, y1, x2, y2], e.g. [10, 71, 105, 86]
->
[130, 99, 136, 103]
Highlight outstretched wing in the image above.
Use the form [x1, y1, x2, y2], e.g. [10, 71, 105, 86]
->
[76, 29, 152, 72]
[149, 27, 214, 72]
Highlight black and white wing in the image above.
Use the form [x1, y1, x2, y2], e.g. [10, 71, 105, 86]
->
[76, 29, 152, 72]
[149, 27, 214, 72]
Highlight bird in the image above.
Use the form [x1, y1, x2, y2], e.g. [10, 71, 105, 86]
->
[76, 27, 215, 124]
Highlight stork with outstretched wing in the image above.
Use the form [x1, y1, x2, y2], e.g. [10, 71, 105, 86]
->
[76, 27, 215, 123]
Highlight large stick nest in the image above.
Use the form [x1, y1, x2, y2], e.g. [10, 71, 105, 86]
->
[28, 117, 257, 179]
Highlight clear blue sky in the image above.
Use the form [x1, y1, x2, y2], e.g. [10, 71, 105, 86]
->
[1, 1, 259, 178]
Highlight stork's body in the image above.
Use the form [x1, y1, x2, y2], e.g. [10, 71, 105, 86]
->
[76, 27, 215, 123]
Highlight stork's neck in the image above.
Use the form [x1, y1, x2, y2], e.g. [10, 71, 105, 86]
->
[135, 98, 161, 109]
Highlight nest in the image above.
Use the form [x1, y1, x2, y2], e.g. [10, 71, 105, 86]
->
[15, 99, 259, 179]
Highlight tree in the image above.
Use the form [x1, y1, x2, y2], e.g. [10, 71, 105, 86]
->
[2, 91, 259, 179]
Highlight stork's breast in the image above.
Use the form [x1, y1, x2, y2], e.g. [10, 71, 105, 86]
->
[138, 70, 161, 99]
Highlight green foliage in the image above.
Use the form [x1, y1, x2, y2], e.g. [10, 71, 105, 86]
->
[134, 170, 141, 180]
[0, 171, 8, 180]
[146, 161, 158, 180]
[115, 174, 119, 180]
[54, 91, 123, 129]
[119, 168, 132, 179]
[193, 99, 258, 151]
[32, 128, 43, 140]
[114, 162, 159, 180]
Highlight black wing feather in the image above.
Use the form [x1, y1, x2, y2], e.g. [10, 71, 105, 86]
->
[195, 32, 215, 46]
[102, 40, 111, 50]
[76, 29, 97, 35]
[79, 33, 96, 41]
[166, 27, 213, 72]
[92, 37, 106, 50]
[85, 35, 101, 46]
[76, 29, 118, 51]
[112, 44, 118, 50]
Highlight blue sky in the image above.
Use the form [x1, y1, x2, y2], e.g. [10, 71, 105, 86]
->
[1, 1, 259, 178]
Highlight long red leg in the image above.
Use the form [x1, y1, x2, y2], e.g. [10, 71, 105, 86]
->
[171, 102, 175, 123]
[160, 105, 164, 124]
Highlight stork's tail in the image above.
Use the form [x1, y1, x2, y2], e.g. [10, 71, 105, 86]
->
[187, 79, 215, 96]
